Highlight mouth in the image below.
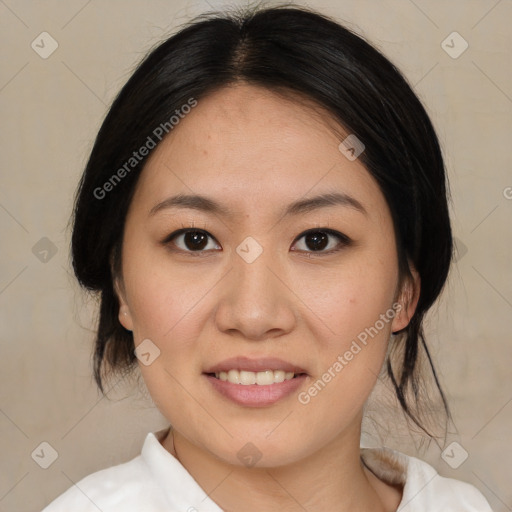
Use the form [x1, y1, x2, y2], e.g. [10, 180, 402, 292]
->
[202, 357, 309, 407]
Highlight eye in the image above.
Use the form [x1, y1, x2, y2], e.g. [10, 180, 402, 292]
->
[162, 227, 350, 255]
[163, 228, 221, 253]
[291, 228, 350, 254]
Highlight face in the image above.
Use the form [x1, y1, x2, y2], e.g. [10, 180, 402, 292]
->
[115, 84, 418, 467]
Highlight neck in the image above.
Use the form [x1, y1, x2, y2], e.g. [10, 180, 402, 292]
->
[162, 422, 401, 512]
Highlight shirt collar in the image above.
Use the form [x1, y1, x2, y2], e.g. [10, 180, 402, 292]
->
[141, 427, 224, 511]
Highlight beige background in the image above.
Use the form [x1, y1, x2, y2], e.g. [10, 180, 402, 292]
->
[0, 0, 511, 510]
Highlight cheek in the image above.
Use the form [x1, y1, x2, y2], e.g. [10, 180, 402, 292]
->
[121, 254, 239, 419]
[292, 252, 398, 407]
[294, 277, 396, 428]
[124, 260, 213, 409]
[295, 253, 397, 345]
[122, 232, 206, 329]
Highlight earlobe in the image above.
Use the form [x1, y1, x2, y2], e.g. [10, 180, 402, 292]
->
[391, 268, 421, 333]
[118, 304, 134, 332]
[113, 277, 134, 332]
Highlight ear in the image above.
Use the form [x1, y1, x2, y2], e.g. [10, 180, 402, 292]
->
[391, 266, 420, 333]
[113, 275, 134, 332]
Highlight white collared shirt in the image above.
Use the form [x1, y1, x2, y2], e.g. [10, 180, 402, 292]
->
[42, 428, 493, 511]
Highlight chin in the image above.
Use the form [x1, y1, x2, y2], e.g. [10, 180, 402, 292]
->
[208, 431, 308, 469]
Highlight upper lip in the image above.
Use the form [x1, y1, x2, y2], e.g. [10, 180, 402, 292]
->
[204, 356, 307, 374]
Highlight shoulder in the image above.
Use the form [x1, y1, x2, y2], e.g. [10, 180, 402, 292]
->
[41, 451, 166, 511]
[361, 447, 493, 512]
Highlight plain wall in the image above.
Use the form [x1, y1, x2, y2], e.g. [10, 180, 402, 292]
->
[0, 0, 510, 510]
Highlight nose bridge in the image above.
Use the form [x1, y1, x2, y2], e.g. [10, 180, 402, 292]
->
[235, 244, 274, 297]
[214, 236, 296, 339]
[233, 239, 283, 311]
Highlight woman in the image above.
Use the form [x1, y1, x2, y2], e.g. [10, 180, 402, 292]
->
[43, 4, 492, 511]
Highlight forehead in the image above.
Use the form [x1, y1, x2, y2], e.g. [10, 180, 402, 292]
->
[130, 84, 387, 221]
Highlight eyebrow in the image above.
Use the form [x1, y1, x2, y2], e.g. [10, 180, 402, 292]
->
[148, 191, 367, 218]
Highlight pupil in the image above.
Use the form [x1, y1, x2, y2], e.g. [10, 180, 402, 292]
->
[185, 231, 208, 250]
[306, 232, 328, 251]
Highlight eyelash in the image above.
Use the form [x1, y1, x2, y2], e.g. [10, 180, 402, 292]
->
[161, 225, 351, 257]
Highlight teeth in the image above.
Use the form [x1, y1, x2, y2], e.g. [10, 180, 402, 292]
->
[214, 369, 297, 385]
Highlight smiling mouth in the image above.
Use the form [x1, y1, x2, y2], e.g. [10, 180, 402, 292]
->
[205, 369, 307, 386]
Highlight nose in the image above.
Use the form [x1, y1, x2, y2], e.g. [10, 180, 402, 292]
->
[214, 247, 297, 341]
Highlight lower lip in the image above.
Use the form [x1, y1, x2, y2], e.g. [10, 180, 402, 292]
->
[204, 374, 308, 407]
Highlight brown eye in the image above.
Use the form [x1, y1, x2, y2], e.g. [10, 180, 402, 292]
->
[165, 229, 221, 252]
[292, 229, 350, 253]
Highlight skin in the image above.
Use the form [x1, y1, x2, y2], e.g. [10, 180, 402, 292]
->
[115, 83, 420, 512]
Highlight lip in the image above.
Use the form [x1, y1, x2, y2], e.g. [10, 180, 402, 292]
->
[203, 356, 307, 374]
[204, 373, 308, 407]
